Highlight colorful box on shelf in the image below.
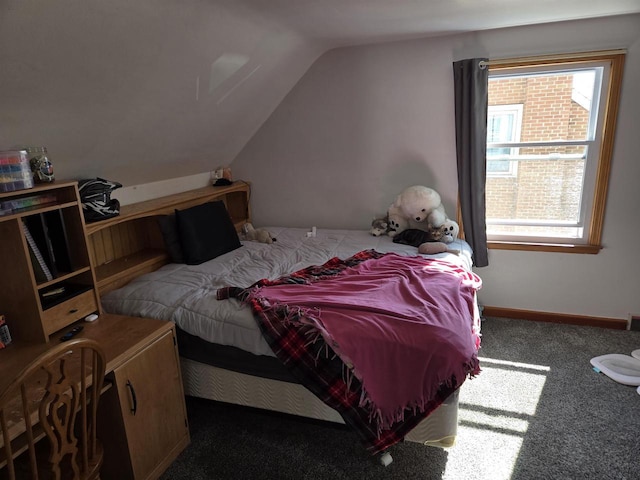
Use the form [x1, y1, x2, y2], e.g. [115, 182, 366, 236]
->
[0, 193, 58, 214]
[0, 150, 34, 193]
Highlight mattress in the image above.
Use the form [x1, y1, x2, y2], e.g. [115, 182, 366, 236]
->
[176, 327, 297, 383]
[102, 227, 474, 358]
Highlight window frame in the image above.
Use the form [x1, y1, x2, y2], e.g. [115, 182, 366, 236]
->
[485, 51, 625, 254]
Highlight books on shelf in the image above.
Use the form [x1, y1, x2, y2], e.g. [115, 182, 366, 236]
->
[24, 215, 58, 278]
[21, 210, 74, 283]
[22, 219, 53, 282]
[42, 210, 72, 273]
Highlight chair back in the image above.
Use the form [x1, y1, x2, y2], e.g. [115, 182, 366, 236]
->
[0, 337, 106, 480]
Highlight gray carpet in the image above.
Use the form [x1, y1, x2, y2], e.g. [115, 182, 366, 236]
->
[161, 318, 640, 480]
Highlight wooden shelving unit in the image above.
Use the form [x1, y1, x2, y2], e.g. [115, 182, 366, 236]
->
[0, 181, 100, 343]
[1, 181, 194, 478]
[85, 181, 251, 296]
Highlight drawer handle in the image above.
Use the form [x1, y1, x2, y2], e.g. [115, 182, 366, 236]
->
[126, 380, 138, 416]
[69, 308, 78, 314]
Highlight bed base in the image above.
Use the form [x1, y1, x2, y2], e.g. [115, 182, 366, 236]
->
[180, 357, 459, 451]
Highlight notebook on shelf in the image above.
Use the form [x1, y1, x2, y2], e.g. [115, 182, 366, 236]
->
[22, 220, 53, 282]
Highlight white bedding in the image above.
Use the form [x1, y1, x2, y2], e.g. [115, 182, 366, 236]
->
[102, 227, 474, 358]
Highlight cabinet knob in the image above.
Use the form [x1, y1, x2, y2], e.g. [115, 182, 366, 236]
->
[69, 308, 78, 314]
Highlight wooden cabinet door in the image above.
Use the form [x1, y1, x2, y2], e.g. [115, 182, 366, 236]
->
[113, 329, 189, 479]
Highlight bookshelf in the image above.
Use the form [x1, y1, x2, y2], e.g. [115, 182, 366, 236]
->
[0, 181, 100, 342]
[85, 181, 251, 296]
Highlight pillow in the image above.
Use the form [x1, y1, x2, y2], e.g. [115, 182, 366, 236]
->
[175, 201, 241, 265]
[157, 214, 184, 264]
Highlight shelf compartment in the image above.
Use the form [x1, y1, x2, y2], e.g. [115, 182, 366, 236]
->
[95, 249, 169, 294]
[39, 282, 94, 311]
[35, 266, 93, 290]
[0, 201, 78, 223]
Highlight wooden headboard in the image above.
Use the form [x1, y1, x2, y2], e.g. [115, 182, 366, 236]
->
[85, 181, 251, 296]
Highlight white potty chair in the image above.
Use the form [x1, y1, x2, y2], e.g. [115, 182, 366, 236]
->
[591, 349, 640, 391]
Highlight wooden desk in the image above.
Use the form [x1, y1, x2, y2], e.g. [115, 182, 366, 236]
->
[0, 314, 190, 480]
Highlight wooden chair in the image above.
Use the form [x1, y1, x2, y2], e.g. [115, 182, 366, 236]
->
[0, 338, 106, 480]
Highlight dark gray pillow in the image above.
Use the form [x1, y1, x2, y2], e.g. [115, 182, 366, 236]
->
[157, 214, 185, 264]
[175, 201, 241, 265]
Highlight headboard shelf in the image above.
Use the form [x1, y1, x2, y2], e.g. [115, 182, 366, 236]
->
[85, 181, 251, 235]
[86, 181, 251, 296]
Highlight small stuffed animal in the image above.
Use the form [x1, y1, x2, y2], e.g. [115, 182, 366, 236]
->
[241, 223, 276, 244]
[440, 219, 460, 244]
[370, 216, 389, 236]
[412, 220, 459, 244]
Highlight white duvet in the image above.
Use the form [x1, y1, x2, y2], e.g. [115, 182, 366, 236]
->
[102, 227, 474, 358]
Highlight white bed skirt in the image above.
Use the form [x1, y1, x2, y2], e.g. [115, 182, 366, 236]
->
[181, 357, 459, 449]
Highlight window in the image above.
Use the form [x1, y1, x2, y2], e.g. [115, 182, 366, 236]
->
[485, 51, 625, 253]
[487, 104, 522, 176]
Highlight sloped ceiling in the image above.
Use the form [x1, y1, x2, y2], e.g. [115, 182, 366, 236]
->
[239, 0, 640, 45]
[1, 0, 638, 186]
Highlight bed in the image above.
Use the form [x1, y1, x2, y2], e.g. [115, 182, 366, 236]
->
[87, 183, 481, 462]
[101, 226, 479, 449]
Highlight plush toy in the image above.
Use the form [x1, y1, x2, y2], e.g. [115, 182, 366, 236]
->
[241, 223, 276, 244]
[393, 185, 447, 229]
[440, 219, 460, 244]
[370, 216, 389, 236]
[386, 205, 409, 238]
[418, 242, 459, 255]
[392, 223, 457, 245]
[417, 221, 459, 244]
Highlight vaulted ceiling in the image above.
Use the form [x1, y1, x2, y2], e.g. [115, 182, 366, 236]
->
[1, 0, 638, 185]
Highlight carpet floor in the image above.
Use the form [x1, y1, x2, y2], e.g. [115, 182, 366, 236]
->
[161, 317, 640, 480]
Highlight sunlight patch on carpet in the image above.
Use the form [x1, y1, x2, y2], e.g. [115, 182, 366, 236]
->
[442, 356, 549, 480]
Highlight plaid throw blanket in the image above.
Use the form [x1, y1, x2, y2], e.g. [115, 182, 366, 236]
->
[218, 250, 481, 455]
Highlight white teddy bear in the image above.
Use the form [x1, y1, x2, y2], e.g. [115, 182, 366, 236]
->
[387, 185, 448, 237]
[394, 185, 447, 229]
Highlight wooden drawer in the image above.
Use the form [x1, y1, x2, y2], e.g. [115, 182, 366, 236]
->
[42, 290, 98, 335]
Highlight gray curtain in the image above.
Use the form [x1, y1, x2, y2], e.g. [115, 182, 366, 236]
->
[453, 58, 489, 267]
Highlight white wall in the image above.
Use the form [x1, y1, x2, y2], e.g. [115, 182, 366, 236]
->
[233, 36, 461, 227]
[231, 15, 640, 321]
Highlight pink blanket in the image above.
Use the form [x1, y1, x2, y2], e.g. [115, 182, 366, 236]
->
[249, 254, 481, 429]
